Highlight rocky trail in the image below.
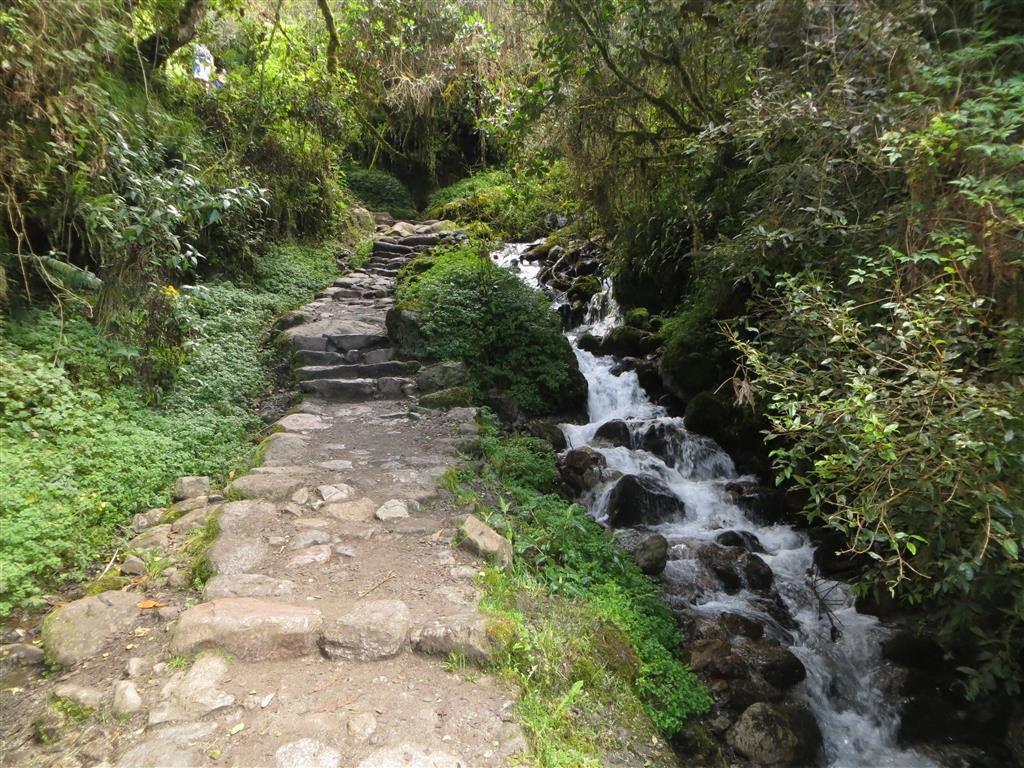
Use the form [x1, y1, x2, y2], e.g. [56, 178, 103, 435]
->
[0, 222, 527, 768]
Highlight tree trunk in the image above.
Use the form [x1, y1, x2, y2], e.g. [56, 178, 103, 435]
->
[137, 0, 210, 70]
[316, 0, 341, 74]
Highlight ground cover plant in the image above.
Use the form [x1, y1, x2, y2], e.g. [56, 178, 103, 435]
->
[0, 242, 341, 615]
[445, 411, 710, 764]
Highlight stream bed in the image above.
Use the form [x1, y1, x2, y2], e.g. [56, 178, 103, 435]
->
[492, 242, 937, 768]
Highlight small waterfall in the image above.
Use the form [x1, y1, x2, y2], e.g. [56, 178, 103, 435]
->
[492, 242, 937, 768]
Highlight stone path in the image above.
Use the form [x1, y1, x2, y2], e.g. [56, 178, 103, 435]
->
[0, 221, 526, 768]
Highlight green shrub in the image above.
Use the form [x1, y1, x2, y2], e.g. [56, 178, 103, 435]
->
[395, 244, 582, 415]
[0, 241, 339, 615]
[343, 166, 417, 218]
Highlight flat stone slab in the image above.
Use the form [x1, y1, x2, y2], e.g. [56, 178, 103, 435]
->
[42, 591, 141, 667]
[174, 476, 210, 501]
[325, 498, 377, 521]
[286, 544, 333, 569]
[319, 600, 409, 661]
[115, 722, 218, 768]
[171, 598, 322, 660]
[374, 499, 410, 521]
[149, 654, 235, 725]
[276, 738, 341, 768]
[127, 524, 172, 553]
[229, 472, 308, 501]
[261, 432, 312, 465]
[411, 612, 492, 664]
[356, 744, 464, 768]
[203, 574, 296, 600]
[208, 535, 268, 576]
[217, 500, 276, 533]
[277, 413, 331, 431]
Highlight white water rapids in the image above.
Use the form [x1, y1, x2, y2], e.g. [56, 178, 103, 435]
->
[491, 242, 938, 768]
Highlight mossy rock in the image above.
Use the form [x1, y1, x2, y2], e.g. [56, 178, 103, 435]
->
[623, 307, 652, 331]
[683, 391, 732, 438]
[577, 332, 602, 353]
[567, 275, 602, 304]
[601, 326, 659, 357]
[385, 307, 431, 359]
[420, 386, 474, 409]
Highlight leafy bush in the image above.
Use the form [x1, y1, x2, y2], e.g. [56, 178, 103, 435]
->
[0, 241, 339, 615]
[395, 243, 581, 415]
[731, 250, 1024, 697]
[343, 166, 417, 219]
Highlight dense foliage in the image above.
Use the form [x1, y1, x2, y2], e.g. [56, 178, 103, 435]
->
[517, 0, 1024, 697]
[0, 242, 340, 613]
[449, 412, 709, 761]
[395, 243, 582, 415]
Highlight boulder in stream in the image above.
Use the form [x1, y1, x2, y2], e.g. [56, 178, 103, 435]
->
[604, 474, 686, 527]
[727, 702, 822, 766]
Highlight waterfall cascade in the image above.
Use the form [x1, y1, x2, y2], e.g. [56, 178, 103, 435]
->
[492, 242, 937, 768]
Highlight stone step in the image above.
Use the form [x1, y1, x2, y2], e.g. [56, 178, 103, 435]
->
[372, 241, 414, 256]
[328, 333, 390, 352]
[394, 234, 440, 248]
[296, 360, 420, 381]
[300, 377, 416, 401]
[370, 268, 398, 278]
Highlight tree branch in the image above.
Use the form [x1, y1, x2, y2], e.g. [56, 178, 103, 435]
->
[137, 0, 210, 70]
[316, 0, 342, 74]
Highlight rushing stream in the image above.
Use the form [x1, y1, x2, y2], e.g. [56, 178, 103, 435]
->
[491, 242, 938, 768]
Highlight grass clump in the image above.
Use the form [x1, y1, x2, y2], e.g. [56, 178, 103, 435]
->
[394, 243, 583, 416]
[451, 411, 709, 764]
[183, 513, 220, 590]
[425, 164, 571, 240]
[0, 242, 338, 615]
[343, 166, 417, 219]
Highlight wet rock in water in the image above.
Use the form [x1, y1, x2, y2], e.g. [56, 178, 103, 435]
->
[605, 475, 686, 527]
[599, 325, 660, 358]
[881, 631, 945, 672]
[275, 738, 341, 768]
[615, 529, 669, 575]
[687, 639, 748, 680]
[727, 702, 822, 766]
[320, 600, 410, 661]
[593, 419, 632, 448]
[42, 590, 141, 667]
[697, 543, 774, 594]
[718, 613, 765, 641]
[523, 419, 568, 451]
[458, 515, 512, 567]
[811, 527, 867, 579]
[638, 422, 683, 466]
[744, 554, 774, 591]
[558, 446, 608, 494]
[734, 641, 806, 690]
[716, 529, 765, 553]
[725, 481, 788, 525]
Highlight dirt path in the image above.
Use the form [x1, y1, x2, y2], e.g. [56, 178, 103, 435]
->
[0, 222, 526, 768]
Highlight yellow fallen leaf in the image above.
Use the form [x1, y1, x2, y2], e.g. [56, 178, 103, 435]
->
[136, 599, 167, 609]
[209, 749, 222, 759]
[133, 627, 151, 637]
[229, 722, 245, 735]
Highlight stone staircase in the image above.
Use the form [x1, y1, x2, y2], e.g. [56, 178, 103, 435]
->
[5, 220, 531, 768]
[287, 223, 466, 403]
